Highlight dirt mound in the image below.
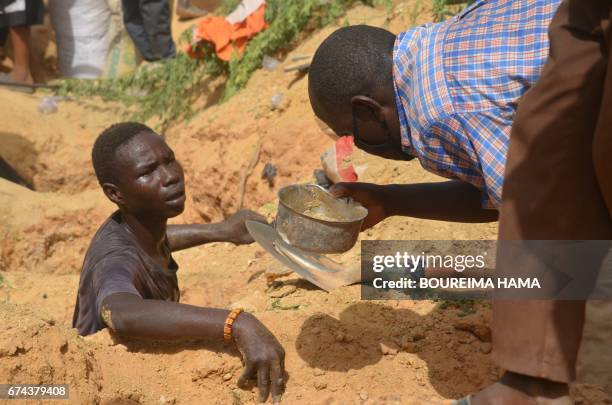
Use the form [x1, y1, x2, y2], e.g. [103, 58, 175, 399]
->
[0, 179, 112, 274]
[0, 302, 102, 404]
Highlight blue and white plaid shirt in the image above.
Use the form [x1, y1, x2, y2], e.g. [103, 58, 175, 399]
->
[393, 0, 561, 208]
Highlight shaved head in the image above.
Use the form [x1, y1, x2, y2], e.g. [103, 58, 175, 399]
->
[308, 25, 396, 125]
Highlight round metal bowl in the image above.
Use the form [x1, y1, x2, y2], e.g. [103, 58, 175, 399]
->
[275, 184, 368, 254]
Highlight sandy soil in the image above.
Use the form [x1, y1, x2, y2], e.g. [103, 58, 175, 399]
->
[0, 1, 611, 404]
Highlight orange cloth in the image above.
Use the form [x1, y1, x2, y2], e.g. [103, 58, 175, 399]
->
[186, 4, 267, 61]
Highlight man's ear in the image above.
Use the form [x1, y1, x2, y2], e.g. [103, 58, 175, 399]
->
[102, 183, 124, 206]
[350, 96, 385, 122]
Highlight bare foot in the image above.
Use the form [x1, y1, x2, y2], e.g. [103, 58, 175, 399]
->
[470, 372, 572, 405]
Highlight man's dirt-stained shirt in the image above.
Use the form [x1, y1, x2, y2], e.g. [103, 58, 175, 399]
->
[393, 0, 561, 208]
[72, 211, 179, 336]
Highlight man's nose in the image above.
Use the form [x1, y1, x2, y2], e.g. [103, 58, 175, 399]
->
[160, 164, 180, 186]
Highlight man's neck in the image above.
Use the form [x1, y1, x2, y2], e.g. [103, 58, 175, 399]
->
[120, 209, 168, 258]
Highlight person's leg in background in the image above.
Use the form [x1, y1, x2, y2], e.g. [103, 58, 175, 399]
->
[121, 0, 154, 61]
[140, 0, 176, 61]
[467, 0, 612, 404]
[8, 25, 31, 83]
[593, 17, 612, 218]
[0, 27, 7, 47]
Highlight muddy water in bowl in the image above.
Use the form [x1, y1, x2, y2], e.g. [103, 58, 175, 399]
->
[275, 184, 368, 253]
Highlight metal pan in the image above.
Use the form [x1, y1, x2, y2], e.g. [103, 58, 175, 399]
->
[275, 184, 368, 254]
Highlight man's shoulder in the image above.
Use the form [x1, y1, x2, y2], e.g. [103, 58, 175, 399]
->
[82, 212, 142, 271]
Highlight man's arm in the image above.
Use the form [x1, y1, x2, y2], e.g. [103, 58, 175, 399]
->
[330, 180, 498, 228]
[167, 210, 268, 251]
[101, 293, 285, 402]
[382, 181, 498, 222]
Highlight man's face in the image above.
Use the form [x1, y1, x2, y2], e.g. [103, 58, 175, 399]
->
[309, 90, 411, 161]
[113, 132, 186, 218]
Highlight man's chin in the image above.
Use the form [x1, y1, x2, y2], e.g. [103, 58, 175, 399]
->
[165, 203, 186, 218]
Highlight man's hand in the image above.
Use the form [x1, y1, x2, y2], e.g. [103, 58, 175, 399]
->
[101, 295, 285, 402]
[329, 182, 388, 230]
[233, 313, 285, 403]
[221, 210, 268, 244]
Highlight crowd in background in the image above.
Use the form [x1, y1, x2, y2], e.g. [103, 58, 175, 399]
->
[0, 0, 216, 90]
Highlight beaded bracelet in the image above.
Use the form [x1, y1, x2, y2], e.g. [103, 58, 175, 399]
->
[223, 308, 244, 341]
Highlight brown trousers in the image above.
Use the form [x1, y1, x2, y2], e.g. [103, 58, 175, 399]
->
[493, 0, 612, 383]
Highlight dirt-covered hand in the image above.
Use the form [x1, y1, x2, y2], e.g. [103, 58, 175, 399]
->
[233, 313, 286, 403]
[221, 210, 267, 244]
[329, 182, 388, 230]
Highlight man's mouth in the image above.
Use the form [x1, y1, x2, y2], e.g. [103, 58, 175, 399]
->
[165, 189, 186, 203]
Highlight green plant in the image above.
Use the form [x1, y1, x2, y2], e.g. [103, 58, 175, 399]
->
[409, 0, 423, 26]
[58, 52, 224, 131]
[271, 298, 301, 311]
[57, 0, 386, 130]
[223, 0, 374, 100]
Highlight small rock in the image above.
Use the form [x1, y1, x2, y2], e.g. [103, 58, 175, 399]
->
[269, 284, 297, 298]
[223, 372, 233, 381]
[262, 55, 280, 71]
[313, 369, 326, 376]
[480, 342, 492, 354]
[38, 97, 58, 114]
[261, 163, 278, 186]
[380, 342, 399, 356]
[314, 381, 327, 390]
[454, 322, 492, 342]
[359, 390, 368, 401]
[387, 394, 402, 404]
[334, 332, 345, 343]
[270, 92, 284, 111]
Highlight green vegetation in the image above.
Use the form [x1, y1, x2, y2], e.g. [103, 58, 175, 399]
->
[271, 298, 301, 311]
[56, 0, 472, 130]
[408, 0, 423, 26]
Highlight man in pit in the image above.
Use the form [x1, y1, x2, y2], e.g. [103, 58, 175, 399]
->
[73, 122, 285, 403]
